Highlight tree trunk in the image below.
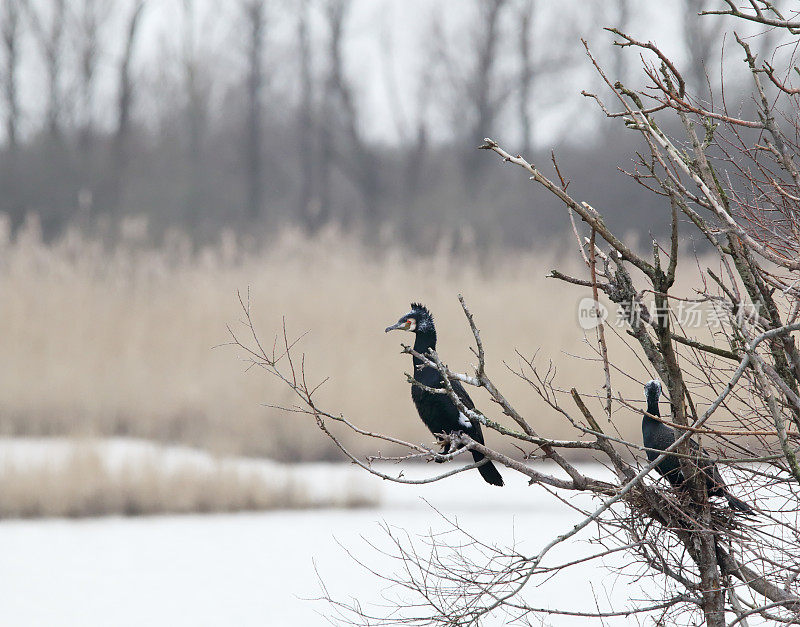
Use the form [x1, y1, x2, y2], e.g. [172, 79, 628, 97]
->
[1, 0, 21, 151]
[181, 0, 205, 225]
[244, 0, 265, 223]
[110, 0, 147, 214]
[463, 0, 506, 189]
[517, 0, 534, 156]
[698, 527, 725, 627]
[324, 0, 380, 229]
[297, 0, 326, 234]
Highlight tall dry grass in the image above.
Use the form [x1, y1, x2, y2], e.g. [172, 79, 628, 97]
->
[0, 438, 378, 517]
[0, 214, 700, 462]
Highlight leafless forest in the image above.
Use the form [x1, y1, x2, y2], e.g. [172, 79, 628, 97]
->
[0, 0, 781, 247]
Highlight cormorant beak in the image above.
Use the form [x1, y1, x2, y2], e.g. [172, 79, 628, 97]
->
[385, 318, 414, 333]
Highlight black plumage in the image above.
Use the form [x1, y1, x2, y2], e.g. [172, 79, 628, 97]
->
[643, 380, 752, 514]
[385, 303, 503, 486]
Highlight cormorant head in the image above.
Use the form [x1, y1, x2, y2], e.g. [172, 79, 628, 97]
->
[384, 302, 435, 334]
[644, 379, 662, 404]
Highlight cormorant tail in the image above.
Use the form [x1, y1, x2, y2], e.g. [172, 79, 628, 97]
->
[471, 450, 504, 486]
[725, 492, 754, 515]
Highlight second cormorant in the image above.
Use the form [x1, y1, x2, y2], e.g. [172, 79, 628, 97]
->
[643, 379, 752, 513]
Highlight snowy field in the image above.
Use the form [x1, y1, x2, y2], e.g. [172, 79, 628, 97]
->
[0, 454, 689, 627]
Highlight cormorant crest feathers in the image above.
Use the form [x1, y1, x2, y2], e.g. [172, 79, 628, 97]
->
[410, 302, 433, 320]
[410, 302, 434, 331]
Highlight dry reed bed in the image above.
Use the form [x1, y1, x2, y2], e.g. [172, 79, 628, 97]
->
[0, 216, 705, 462]
[0, 438, 378, 518]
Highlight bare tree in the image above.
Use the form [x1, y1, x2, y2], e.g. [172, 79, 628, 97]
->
[323, 0, 381, 228]
[315, 2, 334, 232]
[611, 0, 631, 86]
[72, 0, 110, 154]
[296, 0, 327, 234]
[378, 5, 432, 236]
[111, 0, 146, 198]
[1, 0, 22, 151]
[231, 4, 800, 626]
[68, 0, 112, 220]
[447, 0, 577, 174]
[242, 0, 266, 222]
[25, 0, 66, 140]
[180, 0, 208, 224]
[516, 0, 534, 156]
[682, 0, 725, 98]
[460, 0, 508, 186]
[115, 0, 146, 149]
[399, 68, 431, 227]
[0, 0, 23, 225]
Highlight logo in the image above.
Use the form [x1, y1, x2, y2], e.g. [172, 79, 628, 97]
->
[578, 298, 608, 330]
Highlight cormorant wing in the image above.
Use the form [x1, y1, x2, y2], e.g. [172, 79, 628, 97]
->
[450, 377, 486, 442]
[687, 437, 727, 490]
[687, 437, 714, 465]
[450, 378, 475, 411]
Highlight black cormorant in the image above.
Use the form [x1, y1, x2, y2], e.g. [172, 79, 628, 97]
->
[385, 303, 504, 486]
[643, 379, 752, 513]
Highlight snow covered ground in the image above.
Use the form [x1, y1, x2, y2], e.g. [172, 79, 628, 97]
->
[0, 452, 674, 627]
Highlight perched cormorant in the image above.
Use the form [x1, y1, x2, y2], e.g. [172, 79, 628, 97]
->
[643, 380, 752, 513]
[385, 303, 504, 486]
